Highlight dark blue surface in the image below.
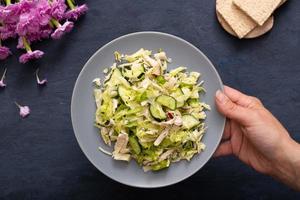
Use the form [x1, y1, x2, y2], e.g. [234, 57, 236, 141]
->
[0, 0, 299, 199]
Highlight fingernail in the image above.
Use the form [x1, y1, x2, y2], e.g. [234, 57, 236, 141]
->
[216, 90, 227, 104]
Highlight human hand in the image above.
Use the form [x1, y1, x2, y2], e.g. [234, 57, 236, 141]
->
[214, 86, 300, 190]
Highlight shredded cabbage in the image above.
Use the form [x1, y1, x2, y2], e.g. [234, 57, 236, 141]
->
[94, 49, 209, 171]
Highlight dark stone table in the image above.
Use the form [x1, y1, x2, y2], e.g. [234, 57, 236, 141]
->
[0, 0, 299, 199]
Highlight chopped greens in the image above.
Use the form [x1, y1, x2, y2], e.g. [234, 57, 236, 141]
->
[94, 48, 209, 172]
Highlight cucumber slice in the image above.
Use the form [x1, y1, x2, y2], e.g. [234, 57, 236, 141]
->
[156, 95, 177, 110]
[118, 85, 135, 105]
[129, 136, 141, 155]
[187, 98, 200, 107]
[170, 88, 185, 108]
[149, 102, 167, 120]
[108, 68, 130, 87]
[176, 97, 185, 108]
[172, 88, 183, 96]
[182, 115, 200, 129]
[121, 63, 144, 79]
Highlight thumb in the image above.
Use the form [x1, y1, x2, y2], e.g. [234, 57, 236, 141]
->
[215, 90, 254, 125]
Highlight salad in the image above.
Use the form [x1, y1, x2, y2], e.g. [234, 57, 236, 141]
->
[93, 49, 210, 172]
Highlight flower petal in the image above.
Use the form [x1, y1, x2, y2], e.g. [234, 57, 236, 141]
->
[0, 46, 12, 60]
[64, 4, 88, 20]
[20, 106, 30, 118]
[15, 102, 31, 118]
[19, 50, 44, 63]
[36, 69, 48, 85]
[51, 21, 74, 39]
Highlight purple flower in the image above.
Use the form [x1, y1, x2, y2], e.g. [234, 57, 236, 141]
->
[0, 46, 11, 60]
[35, 0, 52, 26]
[15, 102, 30, 118]
[27, 25, 52, 42]
[0, 4, 20, 40]
[0, 24, 17, 40]
[16, 0, 51, 42]
[18, 37, 44, 63]
[0, 68, 7, 88]
[1, 3, 21, 24]
[16, 12, 40, 36]
[65, 4, 88, 20]
[50, 0, 67, 20]
[16, 6, 51, 37]
[36, 69, 47, 85]
[51, 21, 74, 39]
[19, 50, 44, 63]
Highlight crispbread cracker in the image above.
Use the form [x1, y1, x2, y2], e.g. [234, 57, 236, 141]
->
[216, 0, 257, 39]
[233, 0, 281, 26]
[216, 11, 274, 39]
[248, 16, 274, 38]
[216, 11, 236, 37]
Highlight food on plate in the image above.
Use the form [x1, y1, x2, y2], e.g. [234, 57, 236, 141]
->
[93, 49, 210, 171]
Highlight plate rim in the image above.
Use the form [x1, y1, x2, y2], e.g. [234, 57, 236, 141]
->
[71, 31, 225, 188]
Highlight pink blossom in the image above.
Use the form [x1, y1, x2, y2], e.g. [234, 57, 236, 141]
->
[51, 21, 74, 39]
[16, 0, 51, 42]
[50, 0, 67, 20]
[0, 0, 88, 62]
[0, 24, 17, 40]
[0, 4, 19, 40]
[16, 7, 50, 37]
[0, 46, 11, 60]
[1, 3, 21, 24]
[65, 4, 88, 20]
[15, 102, 30, 118]
[35, 0, 52, 26]
[16, 12, 40, 36]
[19, 50, 44, 63]
[0, 68, 7, 88]
[0, 81, 6, 88]
[36, 69, 47, 85]
[26, 25, 52, 42]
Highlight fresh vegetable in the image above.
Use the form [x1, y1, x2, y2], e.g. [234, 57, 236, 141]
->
[94, 49, 209, 171]
[182, 115, 200, 129]
[150, 102, 167, 120]
[156, 95, 177, 110]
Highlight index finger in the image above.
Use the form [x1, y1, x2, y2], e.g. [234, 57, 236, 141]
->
[224, 86, 262, 108]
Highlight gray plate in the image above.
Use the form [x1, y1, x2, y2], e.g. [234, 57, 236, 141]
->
[71, 32, 225, 188]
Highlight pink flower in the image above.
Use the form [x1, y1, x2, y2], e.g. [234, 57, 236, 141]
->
[0, 24, 17, 40]
[16, 6, 51, 37]
[16, 12, 40, 36]
[51, 21, 74, 39]
[27, 25, 52, 42]
[16, 0, 51, 43]
[35, 0, 52, 26]
[15, 102, 30, 118]
[18, 37, 44, 63]
[50, 0, 67, 20]
[0, 4, 20, 40]
[0, 46, 11, 60]
[65, 4, 88, 20]
[36, 68, 47, 85]
[19, 50, 44, 63]
[0, 68, 7, 88]
[1, 3, 21, 24]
